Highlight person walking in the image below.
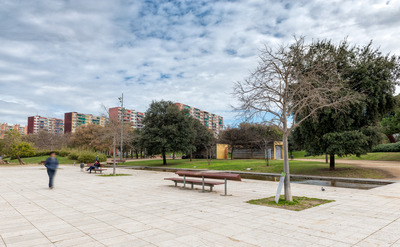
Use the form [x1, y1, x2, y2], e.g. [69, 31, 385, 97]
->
[44, 151, 59, 189]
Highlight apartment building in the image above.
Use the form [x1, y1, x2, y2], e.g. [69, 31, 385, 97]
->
[132, 110, 145, 129]
[27, 116, 64, 134]
[64, 112, 107, 133]
[0, 123, 27, 138]
[48, 118, 64, 134]
[27, 115, 49, 134]
[109, 107, 132, 123]
[109, 107, 145, 129]
[175, 103, 224, 136]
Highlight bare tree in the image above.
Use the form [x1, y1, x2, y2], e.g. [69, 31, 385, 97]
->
[100, 105, 133, 175]
[233, 37, 359, 201]
[23, 131, 70, 151]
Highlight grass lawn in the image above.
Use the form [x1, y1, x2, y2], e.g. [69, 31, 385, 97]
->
[291, 151, 400, 161]
[3, 155, 76, 165]
[247, 196, 334, 211]
[123, 159, 389, 179]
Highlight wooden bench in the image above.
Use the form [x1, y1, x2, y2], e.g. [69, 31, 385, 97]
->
[165, 171, 241, 195]
[86, 163, 107, 174]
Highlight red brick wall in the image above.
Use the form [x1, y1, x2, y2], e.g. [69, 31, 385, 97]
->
[64, 113, 73, 133]
[27, 117, 34, 134]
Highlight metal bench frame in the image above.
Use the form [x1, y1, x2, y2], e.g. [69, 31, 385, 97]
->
[165, 171, 241, 196]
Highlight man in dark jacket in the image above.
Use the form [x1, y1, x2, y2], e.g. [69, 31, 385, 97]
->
[44, 151, 59, 189]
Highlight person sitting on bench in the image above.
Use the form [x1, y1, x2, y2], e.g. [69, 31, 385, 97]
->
[87, 161, 100, 173]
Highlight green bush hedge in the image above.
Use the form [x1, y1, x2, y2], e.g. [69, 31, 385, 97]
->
[68, 151, 80, 160]
[57, 149, 71, 157]
[372, 142, 400, 152]
[77, 152, 107, 163]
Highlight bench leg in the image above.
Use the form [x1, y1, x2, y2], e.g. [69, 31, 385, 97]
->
[210, 185, 213, 192]
[199, 176, 205, 193]
[174, 181, 177, 187]
[224, 178, 227, 195]
[191, 183, 194, 190]
[221, 178, 231, 196]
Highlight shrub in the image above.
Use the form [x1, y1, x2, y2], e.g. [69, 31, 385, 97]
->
[77, 152, 107, 163]
[372, 142, 400, 152]
[96, 153, 107, 162]
[68, 151, 80, 160]
[77, 152, 96, 163]
[57, 149, 71, 157]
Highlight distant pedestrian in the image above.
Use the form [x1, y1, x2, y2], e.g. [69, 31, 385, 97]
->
[96, 155, 99, 162]
[44, 151, 59, 189]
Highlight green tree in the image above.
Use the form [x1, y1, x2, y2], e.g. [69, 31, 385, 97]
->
[292, 40, 399, 170]
[187, 117, 213, 161]
[11, 142, 36, 164]
[381, 95, 400, 143]
[130, 129, 146, 159]
[142, 100, 192, 165]
[2, 130, 35, 164]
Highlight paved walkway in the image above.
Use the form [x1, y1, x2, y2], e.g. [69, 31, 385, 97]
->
[0, 165, 399, 247]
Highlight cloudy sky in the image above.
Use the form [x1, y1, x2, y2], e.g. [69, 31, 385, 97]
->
[1, 0, 399, 126]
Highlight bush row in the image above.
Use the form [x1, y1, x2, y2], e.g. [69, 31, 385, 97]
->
[17, 148, 107, 163]
[66, 151, 107, 163]
[372, 142, 400, 152]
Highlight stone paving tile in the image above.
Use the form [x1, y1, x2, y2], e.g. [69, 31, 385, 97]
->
[0, 165, 400, 246]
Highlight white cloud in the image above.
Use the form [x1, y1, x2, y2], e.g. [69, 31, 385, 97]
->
[0, 0, 399, 126]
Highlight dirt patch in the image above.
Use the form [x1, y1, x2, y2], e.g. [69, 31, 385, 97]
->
[297, 159, 400, 179]
[247, 196, 334, 211]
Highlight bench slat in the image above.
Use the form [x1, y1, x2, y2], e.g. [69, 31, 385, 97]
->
[175, 171, 241, 181]
[164, 177, 225, 185]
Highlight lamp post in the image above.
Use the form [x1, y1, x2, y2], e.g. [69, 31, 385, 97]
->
[118, 93, 124, 161]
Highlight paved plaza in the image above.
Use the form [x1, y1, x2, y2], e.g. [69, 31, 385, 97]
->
[0, 165, 399, 247]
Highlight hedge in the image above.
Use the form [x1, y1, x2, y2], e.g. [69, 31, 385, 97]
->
[77, 152, 107, 163]
[372, 142, 400, 152]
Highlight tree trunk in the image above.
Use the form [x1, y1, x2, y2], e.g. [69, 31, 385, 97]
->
[330, 154, 335, 170]
[162, 151, 167, 165]
[113, 136, 116, 176]
[264, 148, 268, 166]
[231, 147, 234, 160]
[386, 134, 396, 143]
[16, 155, 25, 165]
[325, 153, 328, 163]
[173, 152, 176, 160]
[283, 132, 292, 202]
[190, 150, 193, 162]
[136, 151, 139, 159]
[208, 149, 211, 166]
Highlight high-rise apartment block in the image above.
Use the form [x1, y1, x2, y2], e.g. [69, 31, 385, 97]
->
[0, 123, 27, 138]
[132, 110, 145, 129]
[27, 115, 64, 134]
[109, 107, 145, 129]
[64, 112, 107, 133]
[174, 103, 224, 135]
[27, 115, 49, 134]
[48, 118, 64, 134]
